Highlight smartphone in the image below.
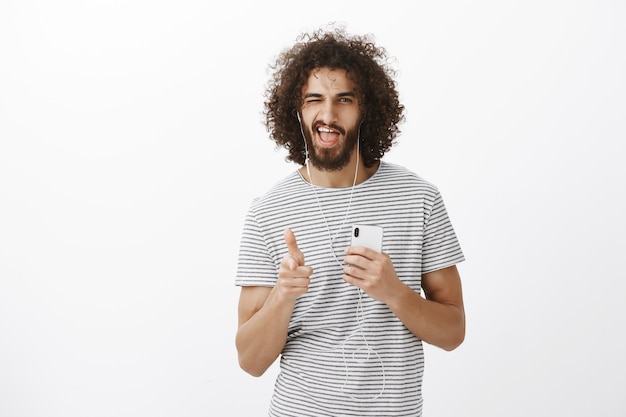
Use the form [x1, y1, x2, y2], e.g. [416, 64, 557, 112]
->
[350, 224, 383, 252]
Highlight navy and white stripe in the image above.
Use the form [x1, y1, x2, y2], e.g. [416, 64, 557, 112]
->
[236, 161, 464, 417]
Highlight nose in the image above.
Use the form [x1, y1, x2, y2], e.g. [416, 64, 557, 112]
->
[318, 99, 338, 124]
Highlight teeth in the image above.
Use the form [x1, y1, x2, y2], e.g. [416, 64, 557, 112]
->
[317, 127, 334, 133]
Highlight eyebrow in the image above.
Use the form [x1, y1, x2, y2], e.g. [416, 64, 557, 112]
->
[303, 91, 356, 99]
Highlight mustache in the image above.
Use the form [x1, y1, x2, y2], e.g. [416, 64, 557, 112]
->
[312, 121, 346, 136]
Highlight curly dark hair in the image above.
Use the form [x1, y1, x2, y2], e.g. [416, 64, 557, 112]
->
[263, 25, 405, 168]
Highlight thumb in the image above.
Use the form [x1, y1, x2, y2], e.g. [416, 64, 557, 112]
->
[284, 228, 304, 266]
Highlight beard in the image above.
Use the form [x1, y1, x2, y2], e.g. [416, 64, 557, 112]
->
[303, 121, 360, 171]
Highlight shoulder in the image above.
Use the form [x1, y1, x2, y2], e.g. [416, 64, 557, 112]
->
[376, 161, 440, 196]
[248, 170, 305, 212]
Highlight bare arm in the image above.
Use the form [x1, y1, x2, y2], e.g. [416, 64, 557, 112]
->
[235, 286, 294, 377]
[235, 229, 313, 377]
[344, 247, 465, 351]
[386, 265, 465, 351]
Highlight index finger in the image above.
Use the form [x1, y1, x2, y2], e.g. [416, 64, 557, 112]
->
[284, 228, 304, 265]
[345, 245, 380, 260]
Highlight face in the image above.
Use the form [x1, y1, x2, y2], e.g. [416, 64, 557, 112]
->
[300, 67, 362, 171]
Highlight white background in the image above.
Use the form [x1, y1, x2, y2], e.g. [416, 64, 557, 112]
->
[1, 1, 625, 416]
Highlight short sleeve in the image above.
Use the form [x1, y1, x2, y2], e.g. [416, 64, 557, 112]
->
[234, 202, 279, 287]
[422, 190, 465, 273]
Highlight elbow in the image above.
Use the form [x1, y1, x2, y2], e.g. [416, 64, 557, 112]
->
[441, 324, 465, 351]
[442, 309, 466, 351]
[238, 357, 268, 378]
[442, 332, 465, 351]
[237, 346, 273, 377]
[235, 333, 275, 377]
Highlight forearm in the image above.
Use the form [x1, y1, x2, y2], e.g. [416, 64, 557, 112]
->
[386, 282, 465, 351]
[236, 287, 296, 377]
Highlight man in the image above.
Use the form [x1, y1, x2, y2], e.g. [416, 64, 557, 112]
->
[235, 26, 465, 416]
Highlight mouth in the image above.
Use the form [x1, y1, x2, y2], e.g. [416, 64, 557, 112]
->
[315, 125, 342, 147]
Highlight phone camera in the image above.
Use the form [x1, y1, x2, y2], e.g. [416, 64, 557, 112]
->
[354, 227, 360, 237]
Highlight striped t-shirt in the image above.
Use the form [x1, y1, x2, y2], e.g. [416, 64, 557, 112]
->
[235, 161, 464, 417]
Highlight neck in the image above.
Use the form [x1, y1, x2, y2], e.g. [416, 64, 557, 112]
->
[300, 157, 379, 188]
